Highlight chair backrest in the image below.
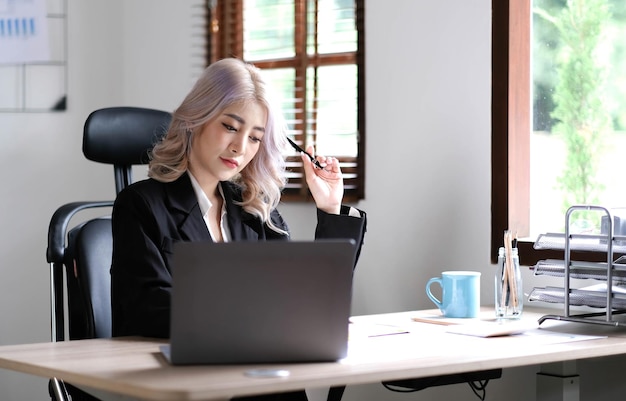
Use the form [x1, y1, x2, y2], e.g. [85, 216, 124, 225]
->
[47, 107, 171, 342]
[65, 218, 113, 338]
[83, 106, 173, 194]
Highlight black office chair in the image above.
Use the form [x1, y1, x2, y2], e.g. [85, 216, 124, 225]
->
[46, 107, 172, 401]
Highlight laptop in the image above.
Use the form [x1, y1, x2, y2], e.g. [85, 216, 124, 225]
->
[162, 239, 356, 365]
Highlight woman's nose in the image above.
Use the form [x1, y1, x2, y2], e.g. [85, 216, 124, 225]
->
[230, 135, 246, 154]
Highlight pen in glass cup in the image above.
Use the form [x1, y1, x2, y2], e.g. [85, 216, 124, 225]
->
[286, 137, 324, 169]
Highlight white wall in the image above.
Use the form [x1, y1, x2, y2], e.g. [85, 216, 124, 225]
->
[1, 1, 626, 400]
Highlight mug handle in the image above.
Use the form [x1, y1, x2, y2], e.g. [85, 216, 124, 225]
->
[426, 277, 443, 310]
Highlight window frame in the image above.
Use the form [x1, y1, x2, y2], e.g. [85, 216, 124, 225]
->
[491, 0, 618, 265]
[205, 0, 365, 202]
[492, 0, 531, 264]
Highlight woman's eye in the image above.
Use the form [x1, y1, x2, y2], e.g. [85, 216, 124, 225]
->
[249, 136, 262, 143]
[222, 123, 237, 132]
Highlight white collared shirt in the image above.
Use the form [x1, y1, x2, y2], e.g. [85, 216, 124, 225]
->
[188, 173, 232, 242]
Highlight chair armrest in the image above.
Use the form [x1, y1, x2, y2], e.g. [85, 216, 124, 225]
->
[46, 201, 114, 263]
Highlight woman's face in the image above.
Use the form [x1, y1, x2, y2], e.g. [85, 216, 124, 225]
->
[189, 101, 267, 187]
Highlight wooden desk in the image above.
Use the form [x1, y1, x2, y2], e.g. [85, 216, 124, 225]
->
[1, 309, 626, 401]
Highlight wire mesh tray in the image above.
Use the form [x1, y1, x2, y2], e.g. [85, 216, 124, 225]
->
[529, 286, 626, 309]
[534, 232, 626, 253]
[532, 259, 626, 283]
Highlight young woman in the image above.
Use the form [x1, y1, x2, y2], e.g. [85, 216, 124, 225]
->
[110, 58, 366, 400]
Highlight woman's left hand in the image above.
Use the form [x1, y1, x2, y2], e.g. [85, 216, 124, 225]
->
[301, 146, 343, 215]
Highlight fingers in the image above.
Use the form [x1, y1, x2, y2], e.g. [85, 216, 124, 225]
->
[301, 145, 344, 214]
[303, 146, 340, 173]
[302, 146, 321, 170]
[300, 151, 315, 176]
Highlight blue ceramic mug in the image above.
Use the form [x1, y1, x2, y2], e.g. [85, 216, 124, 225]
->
[426, 271, 481, 318]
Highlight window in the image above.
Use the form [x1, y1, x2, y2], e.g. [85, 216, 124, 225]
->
[492, 0, 532, 263]
[206, 0, 365, 202]
[492, 0, 626, 264]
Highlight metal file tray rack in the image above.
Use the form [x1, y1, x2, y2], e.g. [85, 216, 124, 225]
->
[529, 205, 626, 326]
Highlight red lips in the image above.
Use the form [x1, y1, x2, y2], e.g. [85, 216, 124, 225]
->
[220, 157, 239, 169]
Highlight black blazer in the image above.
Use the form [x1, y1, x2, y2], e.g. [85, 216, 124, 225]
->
[111, 173, 366, 338]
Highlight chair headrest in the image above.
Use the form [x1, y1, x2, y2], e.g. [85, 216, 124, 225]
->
[83, 107, 172, 166]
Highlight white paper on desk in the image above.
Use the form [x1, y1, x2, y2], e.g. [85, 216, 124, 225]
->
[445, 321, 537, 337]
[342, 331, 450, 364]
[349, 322, 410, 338]
[515, 329, 606, 345]
[444, 320, 606, 343]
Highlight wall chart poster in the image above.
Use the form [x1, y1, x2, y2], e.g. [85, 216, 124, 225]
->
[0, 0, 49, 64]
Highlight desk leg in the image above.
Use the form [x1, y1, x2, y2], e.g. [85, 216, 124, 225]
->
[536, 362, 580, 401]
[50, 378, 69, 401]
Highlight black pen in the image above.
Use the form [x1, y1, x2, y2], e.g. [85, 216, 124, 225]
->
[286, 137, 324, 169]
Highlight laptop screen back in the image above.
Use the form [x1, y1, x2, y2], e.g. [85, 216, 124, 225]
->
[168, 239, 356, 365]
